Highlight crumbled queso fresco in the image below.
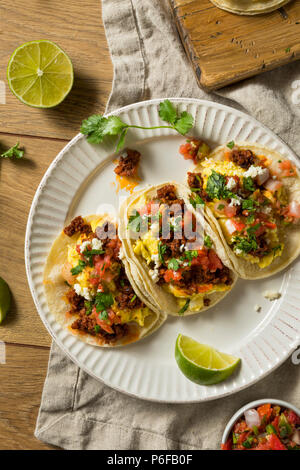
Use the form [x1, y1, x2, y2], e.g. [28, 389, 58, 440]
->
[244, 165, 268, 179]
[226, 177, 237, 190]
[91, 238, 103, 250]
[74, 283, 92, 301]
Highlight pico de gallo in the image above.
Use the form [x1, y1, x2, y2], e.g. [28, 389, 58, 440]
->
[222, 403, 300, 450]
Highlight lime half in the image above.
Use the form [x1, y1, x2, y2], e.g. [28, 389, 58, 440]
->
[7, 40, 74, 108]
[0, 277, 11, 324]
[175, 334, 241, 385]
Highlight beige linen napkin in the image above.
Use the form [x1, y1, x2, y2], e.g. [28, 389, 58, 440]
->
[35, 0, 300, 449]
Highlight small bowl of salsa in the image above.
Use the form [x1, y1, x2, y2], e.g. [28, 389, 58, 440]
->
[221, 399, 300, 450]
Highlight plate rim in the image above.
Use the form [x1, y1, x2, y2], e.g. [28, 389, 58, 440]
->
[25, 97, 300, 403]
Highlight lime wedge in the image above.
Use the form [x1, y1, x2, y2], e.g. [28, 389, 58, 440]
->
[7, 40, 73, 108]
[175, 334, 241, 385]
[0, 277, 11, 324]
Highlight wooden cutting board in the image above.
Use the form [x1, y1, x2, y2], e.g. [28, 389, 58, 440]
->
[169, 0, 300, 90]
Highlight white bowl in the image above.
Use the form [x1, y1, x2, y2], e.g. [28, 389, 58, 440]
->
[222, 399, 300, 445]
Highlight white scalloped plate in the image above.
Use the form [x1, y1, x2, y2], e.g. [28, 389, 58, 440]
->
[25, 98, 300, 403]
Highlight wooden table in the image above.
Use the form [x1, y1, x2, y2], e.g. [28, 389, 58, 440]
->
[0, 1, 112, 449]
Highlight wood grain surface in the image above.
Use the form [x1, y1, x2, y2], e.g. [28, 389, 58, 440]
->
[170, 0, 300, 90]
[0, 0, 113, 449]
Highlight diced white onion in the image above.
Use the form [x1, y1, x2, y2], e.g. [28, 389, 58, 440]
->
[244, 408, 261, 428]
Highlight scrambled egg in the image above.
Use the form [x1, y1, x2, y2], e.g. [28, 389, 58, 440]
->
[164, 282, 230, 310]
[201, 159, 245, 188]
[172, 284, 231, 311]
[133, 231, 159, 264]
[113, 302, 151, 327]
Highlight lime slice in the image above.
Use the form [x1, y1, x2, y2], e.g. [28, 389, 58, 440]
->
[175, 334, 241, 385]
[7, 40, 74, 108]
[0, 277, 11, 324]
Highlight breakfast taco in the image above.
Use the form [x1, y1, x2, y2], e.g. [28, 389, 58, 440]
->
[209, 0, 291, 15]
[187, 142, 300, 279]
[44, 215, 165, 347]
[119, 183, 237, 316]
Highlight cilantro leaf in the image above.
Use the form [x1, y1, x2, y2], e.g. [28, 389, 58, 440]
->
[227, 141, 235, 149]
[185, 250, 198, 262]
[206, 170, 227, 200]
[116, 127, 128, 152]
[95, 292, 114, 313]
[178, 299, 190, 315]
[243, 176, 256, 193]
[84, 301, 93, 316]
[204, 235, 213, 248]
[189, 193, 204, 209]
[71, 260, 86, 275]
[174, 111, 194, 135]
[158, 99, 177, 125]
[158, 241, 167, 264]
[233, 235, 258, 254]
[127, 211, 142, 233]
[94, 325, 101, 333]
[1, 142, 24, 159]
[242, 199, 257, 211]
[168, 258, 180, 271]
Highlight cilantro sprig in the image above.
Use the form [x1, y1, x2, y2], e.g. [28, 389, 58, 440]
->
[81, 100, 194, 151]
[1, 142, 24, 159]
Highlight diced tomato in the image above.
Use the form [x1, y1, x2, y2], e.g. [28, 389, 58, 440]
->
[256, 442, 271, 450]
[224, 151, 231, 161]
[221, 439, 232, 450]
[164, 269, 183, 283]
[89, 275, 100, 286]
[139, 201, 156, 216]
[264, 221, 277, 230]
[268, 434, 286, 450]
[234, 420, 247, 434]
[271, 416, 280, 434]
[238, 431, 251, 445]
[93, 306, 114, 334]
[257, 403, 272, 421]
[250, 221, 265, 236]
[287, 410, 300, 426]
[224, 205, 237, 218]
[94, 255, 114, 281]
[232, 219, 246, 232]
[278, 160, 297, 178]
[208, 250, 223, 272]
[179, 139, 202, 163]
